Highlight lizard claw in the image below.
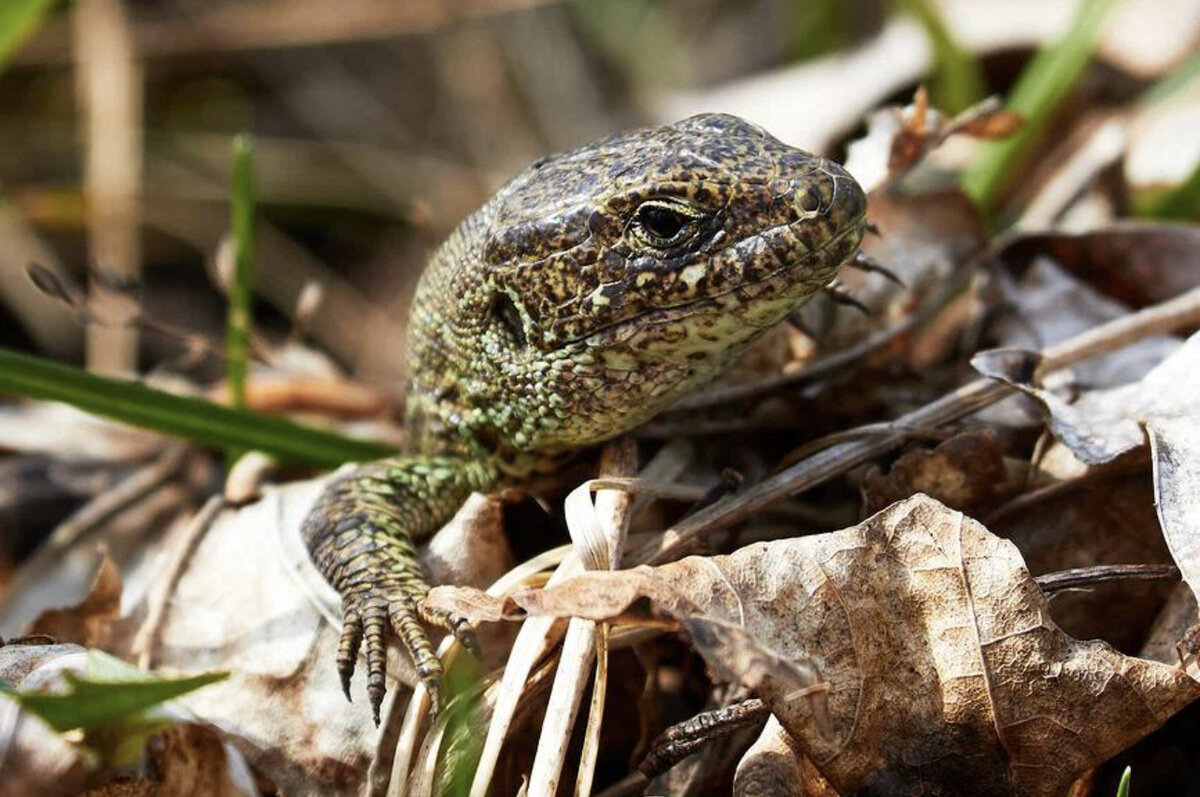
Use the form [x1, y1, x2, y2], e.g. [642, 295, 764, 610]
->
[336, 586, 443, 725]
[336, 608, 362, 701]
[336, 584, 481, 724]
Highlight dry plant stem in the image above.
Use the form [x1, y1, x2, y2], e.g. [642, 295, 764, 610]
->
[1036, 564, 1180, 594]
[467, 442, 682, 797]
[630, 287, 1200, 567]
[132, 494, 226, 668]
[771, 421, 949, 475]
[575, 623, 610, 797]
[638, 698, 770, 779]
[74, 0, 143, 374]
[587, 477, 709, 503]
[223, 450, 277, 505]
[466, 597, 574, 797]
[381, 547, 571, 796]
[527, 439, 637, 797]
[18, 443, 188, 580]
[528, 620, 598, 795]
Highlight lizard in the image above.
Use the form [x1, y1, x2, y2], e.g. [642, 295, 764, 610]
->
[301, 113, 868, 723]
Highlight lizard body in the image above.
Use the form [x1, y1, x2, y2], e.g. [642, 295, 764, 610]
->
[302, 114, 868, 721]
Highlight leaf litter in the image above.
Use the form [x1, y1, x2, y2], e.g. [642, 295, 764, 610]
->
[428, 495, 1200, 797]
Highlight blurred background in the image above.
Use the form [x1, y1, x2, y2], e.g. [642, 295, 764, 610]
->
[0, 0, 1197, 388]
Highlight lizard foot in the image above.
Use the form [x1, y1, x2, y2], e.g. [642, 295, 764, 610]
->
[300, 455, 496, 724]
[335, 577, 479, 724]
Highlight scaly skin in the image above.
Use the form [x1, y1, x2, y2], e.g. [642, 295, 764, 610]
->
[302, 114, 868, 722]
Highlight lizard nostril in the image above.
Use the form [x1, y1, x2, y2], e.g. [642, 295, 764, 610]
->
[793, 186, 823, 219]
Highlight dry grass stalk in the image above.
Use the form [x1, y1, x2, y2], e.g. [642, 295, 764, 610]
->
[73, 0, 143, 375]
[527, 439, 637, 796]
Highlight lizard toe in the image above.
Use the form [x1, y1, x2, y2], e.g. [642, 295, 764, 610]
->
[421, 603, 482, 660]
[335, 607, 363, 701]
[390, 597, 444, 710]
[361, 599, 390, 725]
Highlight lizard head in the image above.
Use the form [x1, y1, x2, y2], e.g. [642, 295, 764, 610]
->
[425, 114, 868, 451]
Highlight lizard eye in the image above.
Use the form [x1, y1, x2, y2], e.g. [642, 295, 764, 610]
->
[490, 291, 527, 347]
[632, 201, 698, 247]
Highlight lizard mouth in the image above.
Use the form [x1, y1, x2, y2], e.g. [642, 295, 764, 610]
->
[572, 213, 867, 349]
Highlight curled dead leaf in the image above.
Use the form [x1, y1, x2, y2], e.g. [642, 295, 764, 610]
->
[861, 428, 1014, 516]
[997, 223, 1200, 309]
[974, 331, 1200, 611]
[26, 554, 130, 652]
[433, 495, 1200, 796]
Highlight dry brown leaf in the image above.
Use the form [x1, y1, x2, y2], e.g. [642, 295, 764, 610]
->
[972, 332, 1197, 465]
[0, 682, 95, 797]
[997, 224, 1200, 311]
[26, 554, 130, 651]
[861, 428, 1014, 516]
[432, 495, 1200, 796]
[988, 252, 1181, 392]
[843, 89, 1022, 196]
[732, 718, 805, 797]
[84, 477, 516, 796]
[989, 461, 1173, 651]
[974, 330, 1200, 611]
[154, 723, 250, 797]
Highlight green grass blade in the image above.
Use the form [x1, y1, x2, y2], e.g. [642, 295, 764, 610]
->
[1116, 765, 1131, 797]
[961, 0, 1121, 215]
[892, 0, 986, 114]
[226, 135, 256, 413]
[0, 0, 55, 74]
[0, 347, 396, 467]
[1133, 55, 1200, 222]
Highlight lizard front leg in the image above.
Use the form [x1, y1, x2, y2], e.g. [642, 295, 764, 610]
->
[302, 455, 497, 723]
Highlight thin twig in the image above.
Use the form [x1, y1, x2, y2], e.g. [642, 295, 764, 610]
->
[587, 477, 710, 503]
[14, 443, 188, 580]
[1036, 564, 1180, 594]
[769, 421, 950, 475]
[132, 494, 227, 668]
[629, 287, 1200, 567]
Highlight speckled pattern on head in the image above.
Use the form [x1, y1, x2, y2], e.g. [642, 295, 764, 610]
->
[406, 113, 867, 457]
[303, 113, 868, 722]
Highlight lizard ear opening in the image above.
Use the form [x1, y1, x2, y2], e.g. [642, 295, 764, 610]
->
[490, 291, 528, 347]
